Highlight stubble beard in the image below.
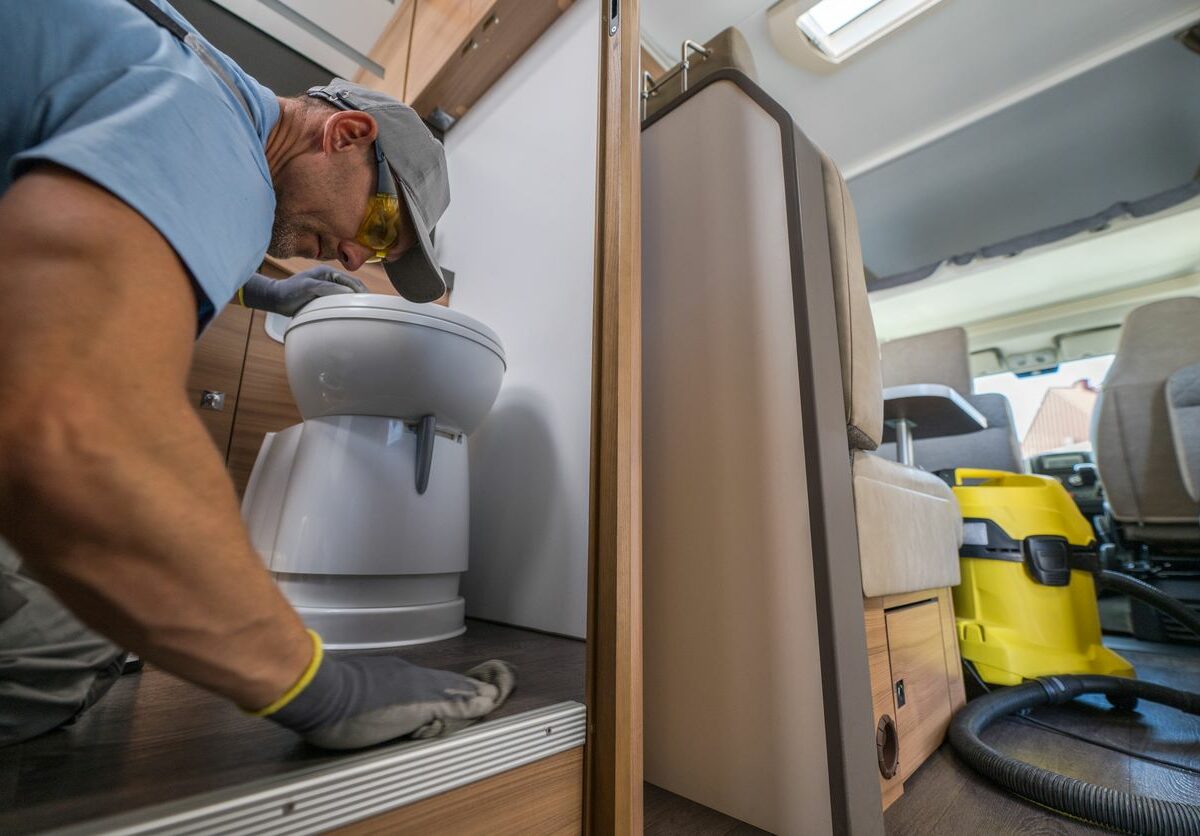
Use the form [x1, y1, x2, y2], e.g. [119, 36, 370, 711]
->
[267, 211, 304, 258]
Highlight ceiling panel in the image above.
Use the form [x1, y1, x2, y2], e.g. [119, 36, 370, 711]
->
[641, 0, 1200, 174]
[867, 201, 1200, 344]
[849, 35, 1200, 279]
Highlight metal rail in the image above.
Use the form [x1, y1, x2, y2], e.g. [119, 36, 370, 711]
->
[56, 702, 587, 836]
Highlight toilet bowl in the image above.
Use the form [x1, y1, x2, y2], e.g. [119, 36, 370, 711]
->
[241, 294, 505, 649]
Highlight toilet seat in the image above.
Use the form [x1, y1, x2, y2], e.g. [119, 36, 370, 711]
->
[287, 295, 505, 365]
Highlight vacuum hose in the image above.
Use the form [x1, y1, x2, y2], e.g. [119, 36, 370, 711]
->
[1096, 569, 1200, 638]
[948, 570, 1200, 835]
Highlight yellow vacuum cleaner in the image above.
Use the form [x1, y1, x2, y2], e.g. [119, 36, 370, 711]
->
[945, 468, 1200, 832]
[948, 468, 1134, 687]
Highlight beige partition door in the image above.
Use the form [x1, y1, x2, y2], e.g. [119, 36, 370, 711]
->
[641, 75, 883, 834]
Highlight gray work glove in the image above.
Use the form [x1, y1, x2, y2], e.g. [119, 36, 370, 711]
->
[264, 651, 516, 750]
[241, 267, 368, 316]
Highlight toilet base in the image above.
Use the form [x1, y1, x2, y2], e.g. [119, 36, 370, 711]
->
[294, 597, 467, 650]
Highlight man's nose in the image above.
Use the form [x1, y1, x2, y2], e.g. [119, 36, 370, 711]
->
[337, 241, 371, 271]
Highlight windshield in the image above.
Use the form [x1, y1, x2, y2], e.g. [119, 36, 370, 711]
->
[973, 354, 1115, 460]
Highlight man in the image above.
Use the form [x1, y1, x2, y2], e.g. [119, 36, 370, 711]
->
[0, 0, 514, 748]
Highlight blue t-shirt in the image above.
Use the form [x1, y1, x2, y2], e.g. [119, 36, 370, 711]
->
[3, 0, 280, 329]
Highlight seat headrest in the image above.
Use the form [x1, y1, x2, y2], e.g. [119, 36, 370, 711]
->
[1106, 297, 1200, 385]
[820, 153, 882, 451]
[881, 327, 971, 396]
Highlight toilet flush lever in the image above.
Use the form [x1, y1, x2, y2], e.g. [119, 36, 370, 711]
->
[415, 415, 436, 495]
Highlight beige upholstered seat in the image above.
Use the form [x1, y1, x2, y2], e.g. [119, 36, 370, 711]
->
[881, 327, 974, 396]
[876, 327, 1024, 473]
[1167, 361, 1200, 505]
[820, 155, 962, 598]
[1093, 298, 1200, 533]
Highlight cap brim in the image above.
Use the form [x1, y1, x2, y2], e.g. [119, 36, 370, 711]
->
[385, 181, 446, 303]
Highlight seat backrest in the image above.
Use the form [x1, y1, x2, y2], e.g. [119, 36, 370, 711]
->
[1167, 361, 1200, 505]
[876, 393, 1023, 472]
[820, 153, 883, 452]
[1094, 298, 1200, 523]
[880, 327, 971, 395]
[821, 156, 963, 599]
[876, 328, 1023, 472]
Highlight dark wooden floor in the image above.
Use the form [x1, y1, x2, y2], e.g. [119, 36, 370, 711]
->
[885, 637, 1200, 835]
[0, 619, 585, 834]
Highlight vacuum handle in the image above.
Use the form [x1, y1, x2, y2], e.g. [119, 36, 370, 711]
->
[951, 467, 1013, 486]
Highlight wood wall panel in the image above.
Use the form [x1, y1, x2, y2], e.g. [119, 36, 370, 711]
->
[588, 0, 643, 832]
[187, 304, 252, 459]
[354, 0, 417, 101]
[336, 747, 583, 835]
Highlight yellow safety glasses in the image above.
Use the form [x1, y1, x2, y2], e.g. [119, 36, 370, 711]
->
[355, 144, 402, 263]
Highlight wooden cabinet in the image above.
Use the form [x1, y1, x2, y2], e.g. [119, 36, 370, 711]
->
[186, 258, 399, 497]
[406, 0, 495, 101]
[864, 588, 966, 811]
[355, 0, 574, 126]
[186, 304, 252, 458]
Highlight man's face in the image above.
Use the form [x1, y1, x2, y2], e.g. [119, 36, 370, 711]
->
[268, 111, 418, 271]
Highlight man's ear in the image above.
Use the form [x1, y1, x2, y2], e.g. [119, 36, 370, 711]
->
[323, 110, 378, 154]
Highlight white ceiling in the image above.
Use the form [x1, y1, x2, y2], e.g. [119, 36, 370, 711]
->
[868, 199, 1200, 347]
[641, 0, 1200, 175]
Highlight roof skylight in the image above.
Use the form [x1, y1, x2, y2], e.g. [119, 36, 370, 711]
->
[796, 0, 944, 63]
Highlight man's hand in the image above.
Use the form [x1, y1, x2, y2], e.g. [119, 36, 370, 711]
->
[263, 641, 516, 750]
[242, 267, 367, 316]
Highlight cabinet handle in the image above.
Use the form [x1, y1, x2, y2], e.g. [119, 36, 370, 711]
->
[200, 391, 226, 412]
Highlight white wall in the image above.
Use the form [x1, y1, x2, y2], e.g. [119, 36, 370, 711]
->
[434, 0, 598, 638]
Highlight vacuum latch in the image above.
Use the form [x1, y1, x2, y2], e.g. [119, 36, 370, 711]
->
[1023, 536, 1071, 586]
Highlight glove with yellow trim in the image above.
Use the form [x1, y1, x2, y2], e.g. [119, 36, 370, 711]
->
[259, 632, 516, 750]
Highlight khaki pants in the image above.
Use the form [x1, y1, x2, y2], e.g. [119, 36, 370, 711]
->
[0, 539, 125, 746]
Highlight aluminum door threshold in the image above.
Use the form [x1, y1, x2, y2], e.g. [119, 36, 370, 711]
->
[53, 702, 586, 836]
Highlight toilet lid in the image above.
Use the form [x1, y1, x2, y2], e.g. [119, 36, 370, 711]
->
[287, 294, 505, 362]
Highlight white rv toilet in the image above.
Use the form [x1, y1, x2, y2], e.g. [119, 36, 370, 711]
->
[241, 294, 506, 650]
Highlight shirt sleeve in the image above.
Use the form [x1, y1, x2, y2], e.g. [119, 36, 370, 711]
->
[12, 63, 276, 324]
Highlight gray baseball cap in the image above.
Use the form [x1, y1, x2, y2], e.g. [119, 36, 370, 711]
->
[307, 79, 448, 303]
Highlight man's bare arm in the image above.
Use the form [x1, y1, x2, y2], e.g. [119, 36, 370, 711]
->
[0, 165, 311, 708]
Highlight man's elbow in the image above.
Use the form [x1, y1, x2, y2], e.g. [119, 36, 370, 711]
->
[0, 384, 120, 538]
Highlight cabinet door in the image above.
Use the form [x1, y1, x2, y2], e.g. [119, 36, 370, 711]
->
[187, 304, 253, 459]
[885, 600, 953, 782]
[865, 603, 903, 806]
[225, 309, 301, 497]
[406, 0, 494, 101]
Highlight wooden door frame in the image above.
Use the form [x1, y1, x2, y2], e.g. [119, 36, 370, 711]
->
[585, 0, 643, 832]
